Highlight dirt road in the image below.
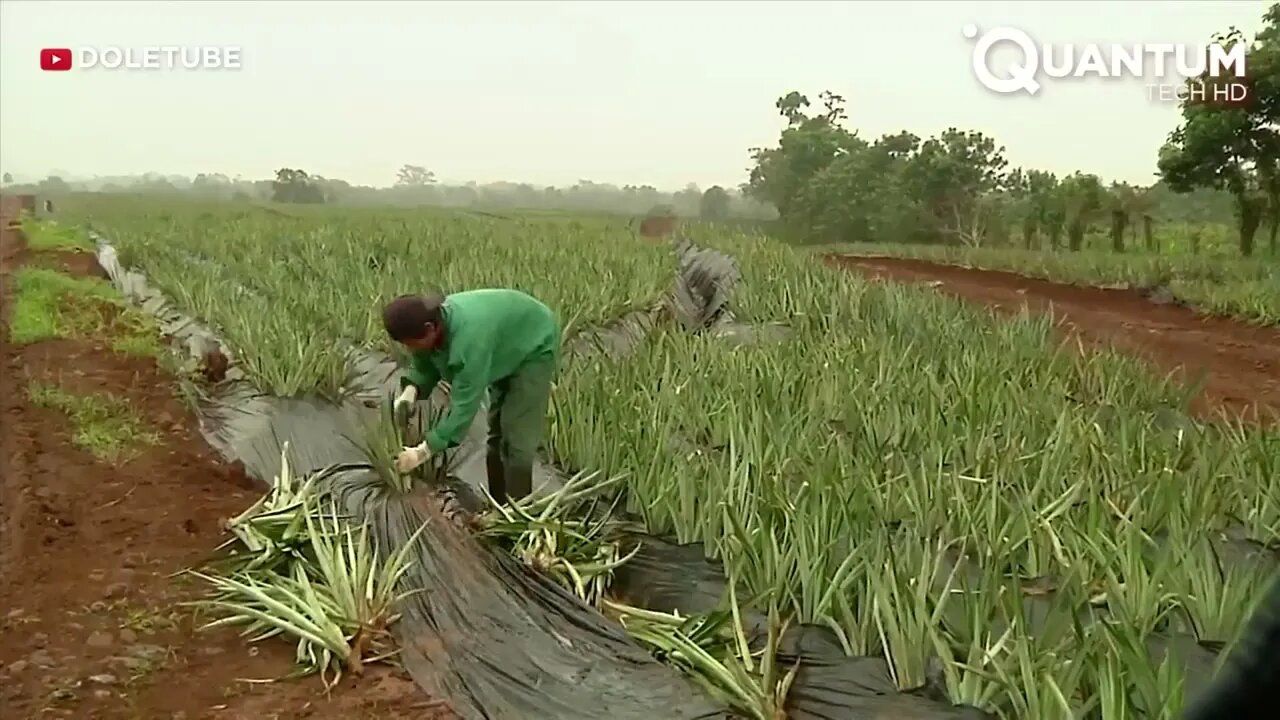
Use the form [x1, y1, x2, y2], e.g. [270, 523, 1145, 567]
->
[0, 196, 454, 719]
[827, 255, 1280, 425]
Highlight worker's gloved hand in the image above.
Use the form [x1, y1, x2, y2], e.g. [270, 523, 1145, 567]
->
[395, 442, 431, 473]
[393, 385, 418, 427]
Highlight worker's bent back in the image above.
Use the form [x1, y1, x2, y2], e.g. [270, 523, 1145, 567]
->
[444, 289, 559, 377]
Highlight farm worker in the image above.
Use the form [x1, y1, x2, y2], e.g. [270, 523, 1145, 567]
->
[382, 290, 560, 503]
[1182, 575, 1280, 719]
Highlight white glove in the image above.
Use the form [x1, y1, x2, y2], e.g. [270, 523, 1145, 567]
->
[395, 443, 431, 473]
[393, 385, 418, 424]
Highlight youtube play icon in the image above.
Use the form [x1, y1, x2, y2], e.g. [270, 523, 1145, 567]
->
[41, 48, 72, 71]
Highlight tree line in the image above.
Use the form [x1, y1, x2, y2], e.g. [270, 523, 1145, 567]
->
[0, 160, 1239, 246]
[742, 4, 1280, 257]
[3, 3, 1275, 251]
[0, 167, 775, 222]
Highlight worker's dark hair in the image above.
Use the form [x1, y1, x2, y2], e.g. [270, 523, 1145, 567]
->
[382, 294, 445, 341]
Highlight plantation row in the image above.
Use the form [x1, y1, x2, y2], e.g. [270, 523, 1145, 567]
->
[63, 195, 1280, 718]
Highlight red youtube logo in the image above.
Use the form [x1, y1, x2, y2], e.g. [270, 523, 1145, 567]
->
[40, 48, 72, 71]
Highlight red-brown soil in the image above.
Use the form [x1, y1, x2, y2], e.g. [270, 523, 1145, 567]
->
[639, 214, 676, 239]
[0, 195, 455, 719]
[827, 255, 1280, 425]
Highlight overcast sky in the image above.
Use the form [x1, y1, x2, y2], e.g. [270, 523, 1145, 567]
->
[0, 0, 1265, 190]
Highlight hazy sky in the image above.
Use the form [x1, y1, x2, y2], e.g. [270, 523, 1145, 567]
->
[0, 1, 1266, 190]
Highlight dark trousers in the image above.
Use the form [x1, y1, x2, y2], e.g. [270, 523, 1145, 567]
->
[484, 356, 555, 503]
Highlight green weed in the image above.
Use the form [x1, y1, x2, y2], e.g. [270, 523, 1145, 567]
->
[27, 382, 161, 462]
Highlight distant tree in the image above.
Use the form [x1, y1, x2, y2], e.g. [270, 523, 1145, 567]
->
[1059, 172, 1105, 251]
[902, 128, 1010, 246]
[271, 168, 325, 204]
[1107, 182, 1137, 252]
[395, 164, 436, 187]
[37, 175, 72, 194]
[1125, 186, 1158, 250]
[746, 91, 864, 228]
[700, 186, 731, 220]
[192, 173, 231, 197]
[316, 176, 351, 204]
[1003, 168, 1061, 250]
[1, 172, 11, 185]
[792, 131, 923, 244]
[746, 90, 1029, 246]
[1023, 170, 1060, 248]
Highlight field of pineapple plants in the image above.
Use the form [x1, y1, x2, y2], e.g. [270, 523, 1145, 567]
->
[33, 193, 1280, 719]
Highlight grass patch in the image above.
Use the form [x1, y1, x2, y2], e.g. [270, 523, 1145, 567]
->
[8, 267, 161, 355]
[110, 331, 163, 357]
[27, 382, 161, 462]
[22, 217, 94, 252]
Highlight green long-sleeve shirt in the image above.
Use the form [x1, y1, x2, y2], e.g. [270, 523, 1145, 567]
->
[399, 289, 559, 453]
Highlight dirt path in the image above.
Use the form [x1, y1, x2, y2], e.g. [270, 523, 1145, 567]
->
[0, 197, 453, 718]
[826, 255, 1280, 425]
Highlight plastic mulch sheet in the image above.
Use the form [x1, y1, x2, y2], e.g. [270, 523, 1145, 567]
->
[611, 536, 992, 720]
[92, 230, 989, 719]
[94, 236, 725, 720]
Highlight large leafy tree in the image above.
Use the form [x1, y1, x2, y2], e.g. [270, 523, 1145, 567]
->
[746, 91, 866, 231]
[901, 128, 1010, 246]
[1157, 9, 1280, 256]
